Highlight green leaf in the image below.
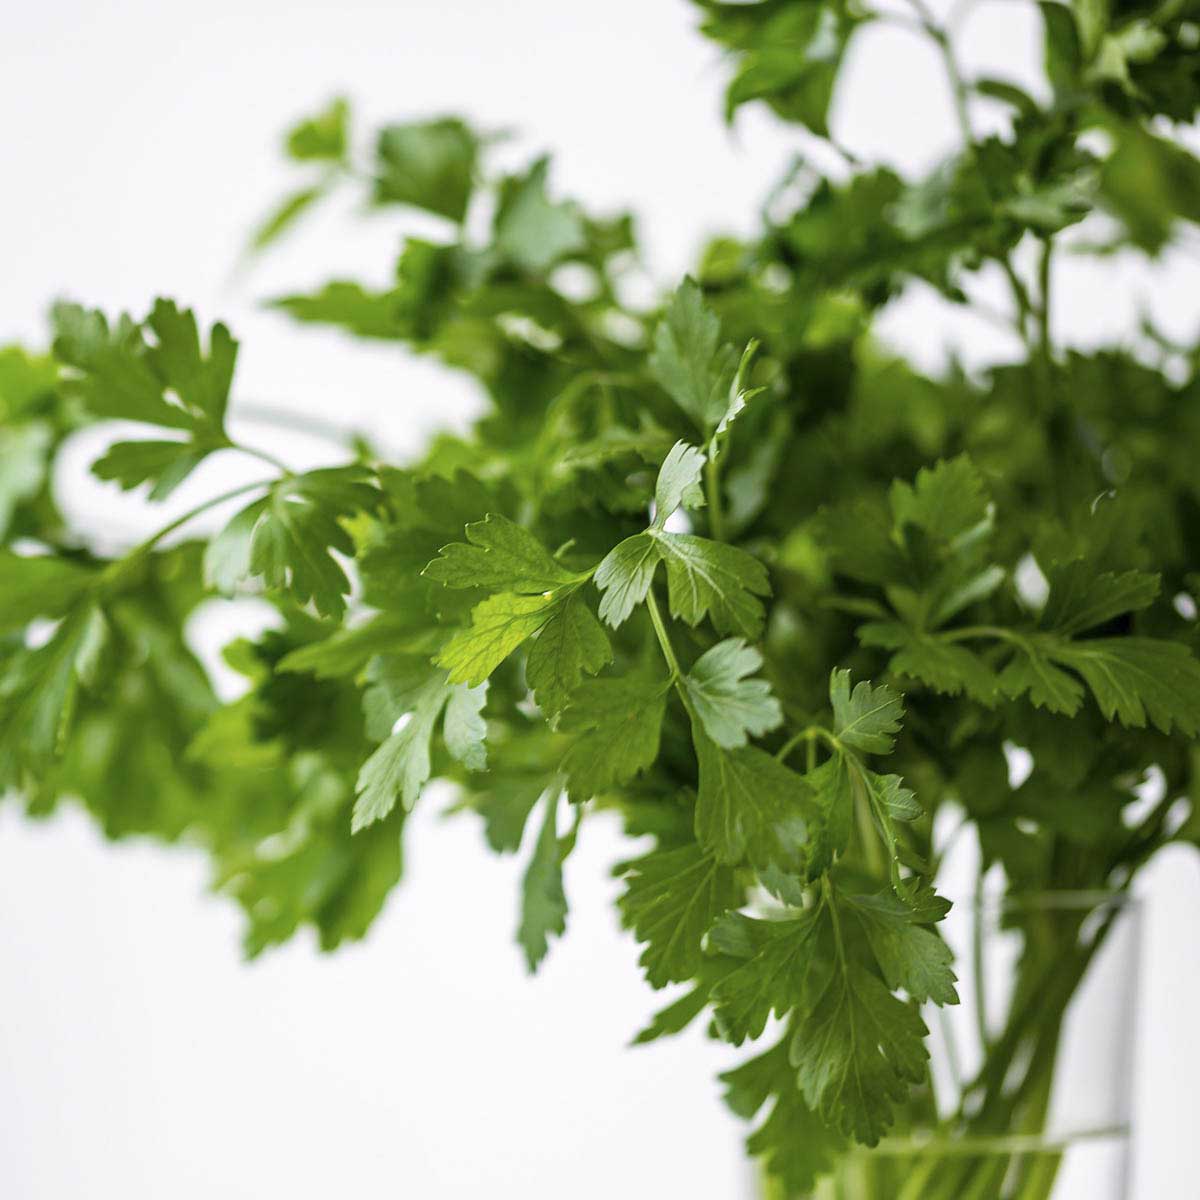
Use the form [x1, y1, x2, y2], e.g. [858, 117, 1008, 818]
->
[241, 468, 378, 620]
[594, 533, 661, 628]
[424, 513, 581, 592]
[52, 298, 238, 498]
[615, 843, 742, 988]
[651, 440, 707, 530]
[524, 591, 612, 715]
[518, 790, 567, 970]
[818, 497, 908, 586]
[91, 438, 213, 501]
[142, 298, 238, 427]
[648, 278, 737, 432]
[0, 421, 53, 539]
[494, 157, 586, 273]
[285, 96, 349, 161]
[803, 753, 855, 878]
[998, 638, 1086, 715]
[443, 681, 489, 771]
[708, 907, 825, 1044]
[1039, 563, 1160, 635]
[250, 184, 328, 253]
[352, 664, 454, 831]
[655, 532, 770, 638]
[0, 604, 110, 782]
[684, 637, 783, 749]
[435, 591, 557, 687]
[270, 281, 404, 339]
[870, 772, 921, 822]
[830, 668, 904, 754]
[698, 1, 860, 135]
[712, 339, 764, 449]
[694, 731, 813, 866]
[373, 117, 479, 222]
[1052, 637, 1200, 735]
[1041, 1, 1084, 92]
[889, 455, 989, 546]
[474, 773, 549, 854]
[721, 1036, 844, 1196]
[789, 962, 928, 1146]
[559, 674, 670, 800]
[0, 551, 95, 633]
[276, 614, 418, 680]
[860, 621, 998, 705]
[1102, 124, 1200, 253]
[843, 891, 958, 1006]
[633, 972, 718, 1045]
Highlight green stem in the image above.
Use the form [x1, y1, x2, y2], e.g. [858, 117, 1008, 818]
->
[940, 624, 1024, 645]
[972, 874, 990, 1056]
[646, 589, 700, 723]
[704, 453, 727, 542]
[1037, 238, 1054, 360]
[122, 479, 272, 558]
[1003, 258, 1037, 346]
[774, 725, 839, 764]
[229, 439, 294, 476]
[904, 0, 973, 148]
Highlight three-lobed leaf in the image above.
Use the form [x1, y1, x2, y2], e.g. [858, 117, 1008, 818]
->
[684, 638, 783, 749]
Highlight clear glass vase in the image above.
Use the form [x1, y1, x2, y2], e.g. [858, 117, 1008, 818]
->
[811, 891, 1142, 1200]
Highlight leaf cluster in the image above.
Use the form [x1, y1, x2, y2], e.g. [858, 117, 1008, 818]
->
[5, 5, 1200, 1191]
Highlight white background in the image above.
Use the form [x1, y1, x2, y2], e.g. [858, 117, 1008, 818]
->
[1, 1, 1198, 1196]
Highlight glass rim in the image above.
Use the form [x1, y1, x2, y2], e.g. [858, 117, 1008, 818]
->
[957, 888, 1141, 914]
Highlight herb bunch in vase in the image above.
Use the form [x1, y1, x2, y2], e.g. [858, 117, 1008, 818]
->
[3, 2, 1199, 1196]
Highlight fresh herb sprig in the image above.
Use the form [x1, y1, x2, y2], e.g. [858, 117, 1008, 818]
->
[4, 1, 1200, 1194]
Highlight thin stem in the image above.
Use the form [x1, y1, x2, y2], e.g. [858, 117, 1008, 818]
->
[940, 624, 1024, 645]
[821, 875, 844, 962]
[903, 0, 974, 146]
[646, 589, 700, 723]
[229, 440, 294, 476]
[646, 589, 683, 681]
[1002, 258, 1038, 347]
[853, 765, 888, 880]
[1036, 237, 1054, 359]
[774, 725, 839, 764]
[972, 873, 991, 1056]
[105, 478, 273, 571]
[704, 454, 727, 542]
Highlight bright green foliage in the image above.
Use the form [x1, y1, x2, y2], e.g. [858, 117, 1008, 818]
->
[721, 1036, 844, 1195]
[649, 277, 740, 432]
[494, 157, 586, 273]
[791, 962, 929, 1145]
[652, 440, 706, 529]
[518, 791, 568, 970]
[842, 891, 959, 1006]
[830, 668, 904, 755]
[373, 117, 480, 221]
[615, 843, 742, 988]
[559, 674, 670, 800]
[7, 5, 1200, 1193]
[207, 467, 380, 620]
[684, 638, 782, 749]
[694, 733, 813, 866]
[708, 908, 826, 1044]
[425, 513, 582, 592]
[52, 299, 237, 498]
[352, 658, 486, 831]
[523, 592, 612, 716]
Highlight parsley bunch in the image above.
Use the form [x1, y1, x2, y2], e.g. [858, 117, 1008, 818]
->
[4, 2, 1200, 1194]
